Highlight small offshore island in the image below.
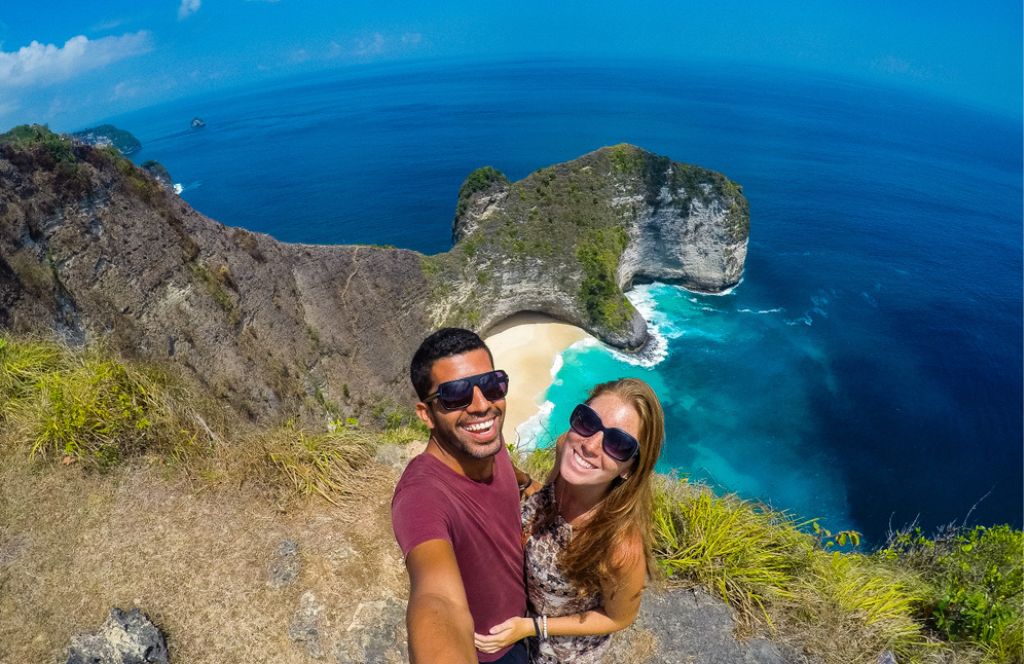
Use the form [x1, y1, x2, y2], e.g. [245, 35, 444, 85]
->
[0, 125, 1019, 664]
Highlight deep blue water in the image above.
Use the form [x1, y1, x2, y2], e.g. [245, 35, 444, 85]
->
[105, 58, 1023, 543]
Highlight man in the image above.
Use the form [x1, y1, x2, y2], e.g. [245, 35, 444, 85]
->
[392, 328, 529, 663]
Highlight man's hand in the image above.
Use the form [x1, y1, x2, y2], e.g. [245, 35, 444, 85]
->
[474, 616, 533, 653]
[405, 539, 477, 664]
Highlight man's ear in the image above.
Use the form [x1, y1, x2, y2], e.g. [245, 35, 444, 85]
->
[415, 401, 435, 430]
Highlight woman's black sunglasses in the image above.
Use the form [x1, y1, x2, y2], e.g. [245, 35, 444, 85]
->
[569, 403, 640, 463]
[424, 370, 510, 411]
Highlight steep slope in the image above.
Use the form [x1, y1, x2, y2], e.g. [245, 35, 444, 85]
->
[0, 127, 748, 421]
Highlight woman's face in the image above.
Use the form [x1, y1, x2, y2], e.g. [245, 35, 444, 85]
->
[558, 392, 640, 489]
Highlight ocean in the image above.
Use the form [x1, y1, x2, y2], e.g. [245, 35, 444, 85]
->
[105, 57, 1023, 543]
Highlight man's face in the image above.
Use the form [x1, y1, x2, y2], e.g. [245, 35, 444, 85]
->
[416, 348, 505, 460]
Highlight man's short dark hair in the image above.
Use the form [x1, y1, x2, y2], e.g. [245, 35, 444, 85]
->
[410, 328, 493, 400]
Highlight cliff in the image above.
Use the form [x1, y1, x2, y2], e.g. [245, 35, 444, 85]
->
[0, 126, 748, 422]
[432, 144, 748, 349]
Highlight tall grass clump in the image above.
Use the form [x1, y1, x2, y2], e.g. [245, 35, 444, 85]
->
[0, 337, 64, 412]
[258, 428, 385, 506]
[1, 336, 202, 467]
[788, 551, 928, 661]
[652, 483, 812, 621]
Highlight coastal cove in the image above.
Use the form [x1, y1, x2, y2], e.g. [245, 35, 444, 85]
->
[106, 57, 1023, 543]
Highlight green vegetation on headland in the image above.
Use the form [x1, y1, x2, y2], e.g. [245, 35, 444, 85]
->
[2, 335, 1019, 664]
[426, 144, 750, 346]
[70, 124, 142, 156]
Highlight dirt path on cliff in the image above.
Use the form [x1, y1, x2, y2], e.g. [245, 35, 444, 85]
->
[0, 452, 411, 663]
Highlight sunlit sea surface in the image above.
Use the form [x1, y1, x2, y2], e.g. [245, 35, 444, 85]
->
[107, 58, 1023, 543]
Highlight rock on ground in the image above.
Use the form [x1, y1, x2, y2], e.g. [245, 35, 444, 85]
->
[65, 608, 169, 664]
[613, 588, 813, 664]
[336, 597, 408, 664]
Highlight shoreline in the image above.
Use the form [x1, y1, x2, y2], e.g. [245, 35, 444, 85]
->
[483, 313, 592, 446]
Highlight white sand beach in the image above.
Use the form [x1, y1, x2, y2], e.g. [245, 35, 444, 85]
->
[484, 313, 591, 445]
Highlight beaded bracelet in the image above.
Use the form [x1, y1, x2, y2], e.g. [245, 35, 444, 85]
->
[542, 615, 549, 640]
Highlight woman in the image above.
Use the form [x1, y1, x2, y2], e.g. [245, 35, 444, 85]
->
[476, 378, 665, 663]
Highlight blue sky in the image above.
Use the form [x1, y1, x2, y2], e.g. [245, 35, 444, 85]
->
[1, 0, 1020, 131]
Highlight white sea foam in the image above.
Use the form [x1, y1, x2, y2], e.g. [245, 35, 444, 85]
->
[173, 183, 184, 195]
[514, 399, 556, 450]
[737, 307, 785, 315]
[550, 353, 564, 378]
[696, 277, 742, 297]
[604, 284, 671, 367]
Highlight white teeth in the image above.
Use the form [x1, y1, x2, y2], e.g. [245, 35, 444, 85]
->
[463, 419, 494, 433]
[573, 450, 597, 470]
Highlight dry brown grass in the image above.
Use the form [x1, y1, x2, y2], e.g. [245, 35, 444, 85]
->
[0, 451, 409, 663]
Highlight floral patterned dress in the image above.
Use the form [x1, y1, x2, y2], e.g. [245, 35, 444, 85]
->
[521, 483, 611, 663]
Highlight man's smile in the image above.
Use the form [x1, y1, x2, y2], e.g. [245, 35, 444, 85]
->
[460, 417, 498, 439]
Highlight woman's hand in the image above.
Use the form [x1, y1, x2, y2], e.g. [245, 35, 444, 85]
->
[473, 616, 534, 653]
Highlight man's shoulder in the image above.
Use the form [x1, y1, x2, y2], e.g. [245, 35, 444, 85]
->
[393, 453, 453, 509]
[396, 452, 443, 489]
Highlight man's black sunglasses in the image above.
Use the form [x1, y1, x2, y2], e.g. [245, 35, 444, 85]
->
[569, 403, 640, 463]
[424, 370, 510, 411]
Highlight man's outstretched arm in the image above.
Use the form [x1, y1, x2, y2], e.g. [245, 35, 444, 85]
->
[405, 539, 476, 664]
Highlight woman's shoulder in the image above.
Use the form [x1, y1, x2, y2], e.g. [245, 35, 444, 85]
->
[522, 482, 564, 535]
[608, 528, 646, 572]
[522, 481, 554, 515]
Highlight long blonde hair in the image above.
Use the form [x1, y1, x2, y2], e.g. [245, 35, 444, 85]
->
[541, 378, 665, 592]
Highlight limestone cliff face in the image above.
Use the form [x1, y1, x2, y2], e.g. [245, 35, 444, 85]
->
[434, 144, 749, 349]
[0, 129, 748, 420]
[0, 128, 432, 422]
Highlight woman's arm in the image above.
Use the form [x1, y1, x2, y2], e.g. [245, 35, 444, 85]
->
[474, 534, 647, 653]
[546, 533, 647, 636]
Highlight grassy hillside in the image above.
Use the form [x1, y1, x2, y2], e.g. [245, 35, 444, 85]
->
[1, 336, 1020, 663]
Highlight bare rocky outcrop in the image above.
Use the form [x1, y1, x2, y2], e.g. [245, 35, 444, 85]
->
[65, 608, 169, 664]
[0, 128, 748, 422]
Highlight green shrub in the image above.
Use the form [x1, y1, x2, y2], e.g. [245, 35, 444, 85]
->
[455, 166, 509, 221]
[880, 524, 1023, 661]
[0, 124, 78, 167]
[576, 227, 631, 328]
[30, 357, 159, 466]
[1, 337, 200, 467]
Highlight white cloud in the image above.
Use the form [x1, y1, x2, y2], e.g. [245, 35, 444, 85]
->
[92, 18, 129, 32]
[353, 32, 387, 57]
[112, 80, 140, 100]
[0, 31, 152, 89]
[178, 0, 201, 20]
[401, 33, 423, 46]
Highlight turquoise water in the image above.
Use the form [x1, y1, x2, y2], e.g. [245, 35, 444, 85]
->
[529, 283, 855, 531]
[106, 58, 1023, 543]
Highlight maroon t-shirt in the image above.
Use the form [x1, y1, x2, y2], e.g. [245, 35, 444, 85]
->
[392, 445, 526, 662]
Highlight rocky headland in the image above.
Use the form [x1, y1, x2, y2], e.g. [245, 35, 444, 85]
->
[69, 124, 142, 156]
[0, 126, 748, 423]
